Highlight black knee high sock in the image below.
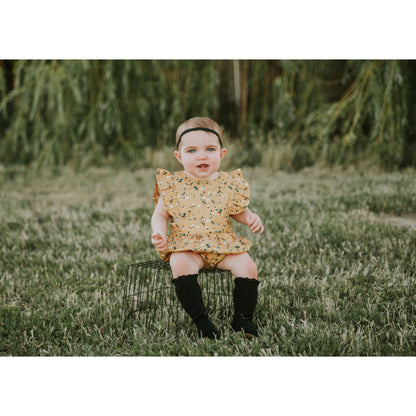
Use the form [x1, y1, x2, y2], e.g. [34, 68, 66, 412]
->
[232, 277, 260, 338]
[172, 274, 219, 339]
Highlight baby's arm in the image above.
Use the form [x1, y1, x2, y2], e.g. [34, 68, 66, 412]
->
[231, 208, 264, 234]
[151, 198, 170, 251]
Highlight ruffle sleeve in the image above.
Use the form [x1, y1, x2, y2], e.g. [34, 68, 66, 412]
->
[153, 168, 181, 217]
[228, 169, 250, 215]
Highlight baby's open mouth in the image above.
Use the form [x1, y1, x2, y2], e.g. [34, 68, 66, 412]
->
[197, 164, 209, 168]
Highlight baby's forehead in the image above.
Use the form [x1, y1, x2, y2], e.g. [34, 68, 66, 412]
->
[180, 130, 221, 147]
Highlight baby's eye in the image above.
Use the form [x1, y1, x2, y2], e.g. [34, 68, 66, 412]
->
[207, 148, 216, 152]
[187, 149, 196, 153]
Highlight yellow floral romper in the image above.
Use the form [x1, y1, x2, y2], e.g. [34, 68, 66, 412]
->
[153, 168, 253, 269]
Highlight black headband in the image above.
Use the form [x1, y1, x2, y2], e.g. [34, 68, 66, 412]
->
[177, 127, 223, 149]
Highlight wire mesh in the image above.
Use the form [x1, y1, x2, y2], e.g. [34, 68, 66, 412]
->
[123, 259, 234, 329]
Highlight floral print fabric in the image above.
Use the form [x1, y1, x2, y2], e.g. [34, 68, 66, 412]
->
[153, 168, 253, 268]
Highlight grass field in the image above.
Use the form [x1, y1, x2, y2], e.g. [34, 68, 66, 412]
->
[1, 165, 415, 356]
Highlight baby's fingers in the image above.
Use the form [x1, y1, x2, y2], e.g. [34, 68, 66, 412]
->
[249, 216, 264, 234]
[152, 233, 167, 248]
[257, 222, 264, 234]
[152, 232, 165, 241]
[157, 242, 167, 251]
[252, 221, 264, 233]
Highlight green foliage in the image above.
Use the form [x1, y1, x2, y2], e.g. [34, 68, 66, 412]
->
[303, 61, 413, 167]
[0, 60, 220, 168]
[1, 60, 415, 169]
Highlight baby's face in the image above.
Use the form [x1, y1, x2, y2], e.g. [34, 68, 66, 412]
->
[174, 130, 227, 180]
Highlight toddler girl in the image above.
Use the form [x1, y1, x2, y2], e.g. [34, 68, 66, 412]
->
[151, 117, 264, 339]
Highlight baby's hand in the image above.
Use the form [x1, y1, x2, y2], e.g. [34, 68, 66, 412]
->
[152, 232, 167, 251]
[247, 213, 264, 234]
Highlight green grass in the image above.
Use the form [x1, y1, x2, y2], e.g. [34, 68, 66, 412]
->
[1, 165, 415, 356]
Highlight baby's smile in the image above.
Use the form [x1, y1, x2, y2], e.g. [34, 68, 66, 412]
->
[197, 163, 209, 169]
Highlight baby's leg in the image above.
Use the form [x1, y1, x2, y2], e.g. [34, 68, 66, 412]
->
[170, 251, 219, 339]
[170, 251, 204, 278]
[216, 252, 258, 279]
[217, 253, 259, 338]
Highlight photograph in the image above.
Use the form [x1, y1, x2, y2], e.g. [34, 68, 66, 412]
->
[1, 2, 415, 414]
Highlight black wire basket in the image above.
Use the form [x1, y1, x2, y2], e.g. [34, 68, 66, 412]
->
[123, 259, 234, 329]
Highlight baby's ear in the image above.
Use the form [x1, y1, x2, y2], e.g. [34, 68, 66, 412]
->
[174, 150, 182, 163]
[220, 148, 227, 159]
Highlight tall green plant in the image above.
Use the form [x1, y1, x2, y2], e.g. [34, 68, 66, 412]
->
[0, 60, 220, 167]
[0, 60, 415, 169]
[302, 61, 410, 167]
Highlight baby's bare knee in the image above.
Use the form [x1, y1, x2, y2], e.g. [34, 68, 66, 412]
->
[218, 253, 257, 279]
[170, 252, 203, 278]
[242, 255, 258, 279]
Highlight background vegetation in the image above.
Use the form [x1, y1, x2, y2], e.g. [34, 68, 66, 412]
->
[1, 60, 415, 170]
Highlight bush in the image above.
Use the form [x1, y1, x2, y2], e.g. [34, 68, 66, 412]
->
[1, 60, 415, 170]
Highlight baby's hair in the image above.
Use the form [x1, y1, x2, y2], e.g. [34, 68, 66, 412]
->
[176, 117, 223, 149]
